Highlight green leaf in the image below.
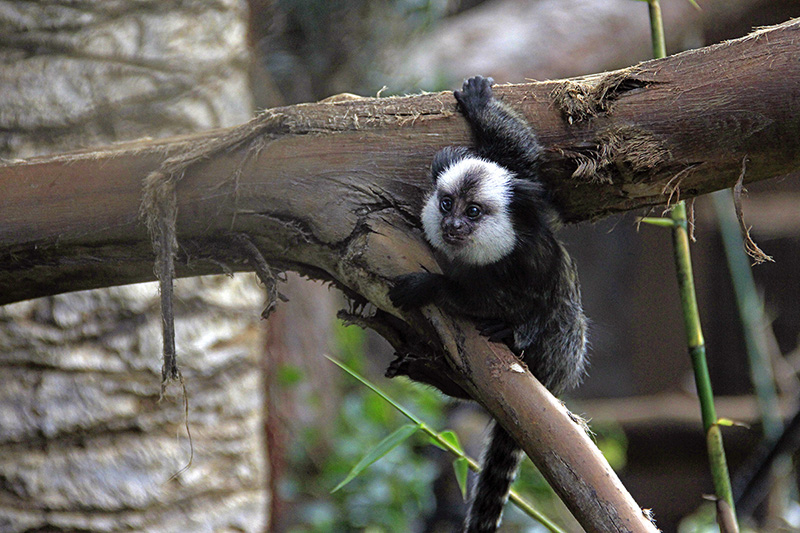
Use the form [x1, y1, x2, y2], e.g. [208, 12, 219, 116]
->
[453, 457, 470, 499]
[326, 355, 422, 424]
[331, 423, 420, 493]
[716, 417, 749, 429]
[439, 430, 464, 453]
[429, 436, 446, 451]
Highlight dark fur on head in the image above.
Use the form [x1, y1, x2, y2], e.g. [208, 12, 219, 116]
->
[389, 76, 587, 532]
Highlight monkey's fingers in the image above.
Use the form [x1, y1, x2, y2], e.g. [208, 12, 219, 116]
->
[454, 75, 493, 113]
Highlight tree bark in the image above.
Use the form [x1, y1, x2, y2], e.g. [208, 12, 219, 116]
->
[3, 17, 800, 532]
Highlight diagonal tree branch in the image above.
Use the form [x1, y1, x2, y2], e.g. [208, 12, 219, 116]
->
[3, 18, 800, 532]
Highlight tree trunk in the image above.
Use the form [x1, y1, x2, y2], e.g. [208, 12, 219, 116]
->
[0, 1, 268, 531]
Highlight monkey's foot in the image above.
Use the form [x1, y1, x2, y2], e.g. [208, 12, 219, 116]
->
[477, 319, 514, 344]
[386, 352, 470, 399]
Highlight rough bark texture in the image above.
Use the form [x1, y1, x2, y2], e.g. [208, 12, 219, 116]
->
[0, 0, 252, 158]
[0, 1, 268, 531]
[3, 17, 800, 533]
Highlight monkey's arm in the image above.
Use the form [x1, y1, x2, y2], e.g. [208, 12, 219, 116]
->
[454, 76, 542, 180]
[388, 272, 446, 310]
[390, 271, 485, 318]
[390, 272, 521, 368]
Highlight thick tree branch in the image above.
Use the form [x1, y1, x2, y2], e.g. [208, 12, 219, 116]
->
[3, 19, 800, 532]
[3, 20, 799, 305]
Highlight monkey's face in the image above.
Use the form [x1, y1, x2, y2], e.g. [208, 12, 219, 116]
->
[437, 193, 481, 245]
[421, 157, 516, 266]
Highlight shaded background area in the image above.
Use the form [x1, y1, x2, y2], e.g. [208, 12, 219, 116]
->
[248, 1, 800, 531]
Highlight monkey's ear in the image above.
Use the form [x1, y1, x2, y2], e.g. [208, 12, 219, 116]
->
[510, 179, 546, 215]
[511, 178, 559, 226]
[431, 146, 471, 182]
[511, 178, 545, 202]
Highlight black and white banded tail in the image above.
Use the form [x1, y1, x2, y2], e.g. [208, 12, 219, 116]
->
[464, 423, 524, 532]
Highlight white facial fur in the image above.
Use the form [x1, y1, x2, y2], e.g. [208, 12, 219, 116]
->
[421, 157, 516, 265]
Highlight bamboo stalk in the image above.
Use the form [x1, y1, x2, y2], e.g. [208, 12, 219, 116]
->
[670, 203, 736, 515]
[711, 190, 781, 441]
[648, 1, 739, 529]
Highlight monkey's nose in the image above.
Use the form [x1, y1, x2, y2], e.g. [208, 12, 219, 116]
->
[443, 218, 464, 231]
[442, 219, 470, 244]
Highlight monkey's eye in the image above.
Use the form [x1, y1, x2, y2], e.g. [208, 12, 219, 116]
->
[440, 196, 453, 213]
[465, 204, 482, 219]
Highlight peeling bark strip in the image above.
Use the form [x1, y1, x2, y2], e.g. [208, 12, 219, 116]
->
[139, 119, 284, 385]
[548, 71, 665, 185]
[141, 170, 180, 385]
[732, 158, 773, 265]
[3, 19, 800, 533]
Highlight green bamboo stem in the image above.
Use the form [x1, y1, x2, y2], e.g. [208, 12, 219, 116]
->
[648, 1, 738, 527]
[670, 190, 737, 525]
[711, 190, 782, 441]
[647, 0, 666, 59]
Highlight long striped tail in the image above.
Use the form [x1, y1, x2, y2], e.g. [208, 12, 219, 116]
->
[464, 422, 524, 532]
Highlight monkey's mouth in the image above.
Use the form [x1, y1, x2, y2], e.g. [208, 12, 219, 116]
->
[443, 233, 469, 246]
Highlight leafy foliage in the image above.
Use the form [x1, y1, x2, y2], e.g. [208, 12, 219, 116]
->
[281, 322, 446, 532]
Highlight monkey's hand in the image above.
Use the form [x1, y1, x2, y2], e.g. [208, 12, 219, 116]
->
[454, 75, 494, 117]
[388, 272, 443, 311]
